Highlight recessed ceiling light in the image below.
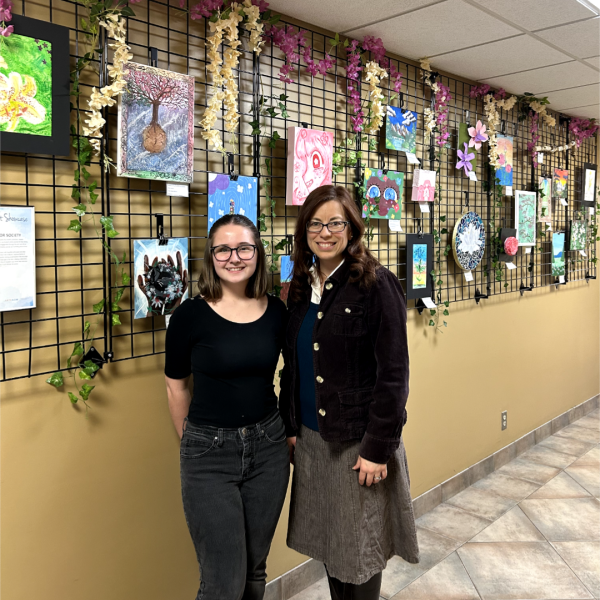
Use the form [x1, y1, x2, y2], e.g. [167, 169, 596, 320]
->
[577, 0, 600, 13]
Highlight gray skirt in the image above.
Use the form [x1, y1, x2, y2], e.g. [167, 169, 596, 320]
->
[287, 426, 420, 585]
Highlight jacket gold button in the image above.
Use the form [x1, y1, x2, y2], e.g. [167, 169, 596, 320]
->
[317, 312, 324, 319]
[316, 376, 323, 383]
[325, 283, 333, 290]
[314, 343, 320, 351]
[345, 308, 351, 313]
[319, 408, 326, 416]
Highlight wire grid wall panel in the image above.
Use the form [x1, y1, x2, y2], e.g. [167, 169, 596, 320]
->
[0, 0, 597, 378]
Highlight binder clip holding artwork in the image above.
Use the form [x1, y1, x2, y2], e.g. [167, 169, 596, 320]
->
[155, 213, 168, 246]
[227, 153, 239, 182]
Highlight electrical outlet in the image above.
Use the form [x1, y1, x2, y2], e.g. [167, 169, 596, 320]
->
[501, 411, 508, 431]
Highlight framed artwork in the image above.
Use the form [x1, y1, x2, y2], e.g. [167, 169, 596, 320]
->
[280, 255, 293, 302]
[538, 177, 552, 224]
[580, 163, 597, 207]
[134, 238, 189, 318]
[405, 233, 434, 300]
[495, 134, 513, 186]
[0, 14, 70, 156]
[515, 190, 536, 247]
[385, 107, 417, 153]
[411, 169, 436, 202]
[551, 232, 565, 277]
[452, 211, 486, 271]
[208, 173, 258, 231]
[570, 219, 586, 251]
[499, 227, 518, 263]
[362, 167, 403, 220]
[117, 62, 195, 183]
[552, 168, 569, 199]
[0, 205, 36, 312]
[286, 126, 333, 206]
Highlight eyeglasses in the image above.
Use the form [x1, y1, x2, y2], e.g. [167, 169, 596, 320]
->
[211, 244, 257, 262]
[306, 220, 350, 233]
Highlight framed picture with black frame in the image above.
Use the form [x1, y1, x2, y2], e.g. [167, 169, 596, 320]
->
[405, 233, 434, 300]
[0, 14, 70, 156]
[580, 163, 597, 208]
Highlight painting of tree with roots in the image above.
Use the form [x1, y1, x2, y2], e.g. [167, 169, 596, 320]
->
[117, 62, 195, 183]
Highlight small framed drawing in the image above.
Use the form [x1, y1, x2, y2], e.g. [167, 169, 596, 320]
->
[580, 163, 597, 207]
[0, 14, 70, 156]
[405, 233, 433, 300]
[515, 190, 536, 247]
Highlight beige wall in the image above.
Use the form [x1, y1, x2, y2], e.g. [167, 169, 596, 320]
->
[1, 2, 599, 599]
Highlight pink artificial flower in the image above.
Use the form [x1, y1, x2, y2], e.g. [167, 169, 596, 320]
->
[467, 120, 488, 150]
[0, 24, 13, 36]
[470, 84, 490, 99]
[504, 237, 518, 256]
[0, 6, 11, 21]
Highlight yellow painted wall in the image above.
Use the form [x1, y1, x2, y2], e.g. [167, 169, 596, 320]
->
[1, 3, 599, 600]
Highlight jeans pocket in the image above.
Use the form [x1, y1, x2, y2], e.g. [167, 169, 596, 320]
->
[263, 417, 286, 443]
[180, 431, 217, 459]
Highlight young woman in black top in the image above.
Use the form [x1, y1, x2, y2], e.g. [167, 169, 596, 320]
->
[165, 214, 289, 600]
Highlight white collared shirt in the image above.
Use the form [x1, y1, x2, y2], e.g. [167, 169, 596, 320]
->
[309, 260, 345, 304]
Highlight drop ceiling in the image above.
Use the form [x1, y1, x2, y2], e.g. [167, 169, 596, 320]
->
[266, 0, 600, 119]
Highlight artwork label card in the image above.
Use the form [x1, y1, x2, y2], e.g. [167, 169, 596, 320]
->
[208, 174, 258, 231]
[362, 167, 403, 220]
[118, 62, 195, 183]
[166, 183, 189, 197]
[385, 107, 417, 154]
[134, 238, 189, 318]
[286, 127, 333, 206]
[0, 206, 36, 312]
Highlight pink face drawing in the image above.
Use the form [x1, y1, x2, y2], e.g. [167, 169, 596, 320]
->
[292, 129, 333, 205]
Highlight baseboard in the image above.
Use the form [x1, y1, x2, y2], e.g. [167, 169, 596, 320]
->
[265, 393, 599, 600]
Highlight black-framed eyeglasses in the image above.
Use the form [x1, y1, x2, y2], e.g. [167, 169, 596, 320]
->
[306, 220, 350, 233]
[211, 244, 257, 262]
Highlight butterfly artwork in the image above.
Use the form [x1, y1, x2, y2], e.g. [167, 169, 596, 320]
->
[286, 127, 334, 206]
[207, 173, 258, 231]
[385, 106, 417, 154]
[553, 168, 569, 199]
[362, 167, 404, 220]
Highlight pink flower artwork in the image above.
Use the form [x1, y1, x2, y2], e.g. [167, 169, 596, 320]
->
[468, 120, 488, 150]
[411, 169, 436, 202]
[286, 127, 333, 206]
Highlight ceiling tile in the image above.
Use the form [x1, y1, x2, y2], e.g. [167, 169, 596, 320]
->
[480, 61, 600, 95]
[584, 56, 600, 68]
[265, 0, 445, 34]
[544, 84, 600, 110]
[431, 36, 571, 81]
[468, 0, 596, 31]
[535, 17, 600, 59]
[344, 0, 520, 60]
[562, 104, 600, 119]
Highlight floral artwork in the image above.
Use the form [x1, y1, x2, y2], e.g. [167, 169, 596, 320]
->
[286, 126, 333, 206]
[280, 255, 293, 302]
[504, 237, 518, 256]
[581, 163, 596, 207]
[551, 232, 565, 277]
[117, 62, 195, 183]
[385, 106, 417, 153]
[134, 238, 188, 319]
[452, 211, 486, 271]
[553, 168, 569, 199]
[495, 134, 513, 186]
[412, 244, 427, 289]
[570, 219, 586, 251]
[515, 190, 536, 247]
[538, 177, 552, 224]
[208, 173, 258, 231]
[411, 169, 436, 202]
[362, 167, 403, 220]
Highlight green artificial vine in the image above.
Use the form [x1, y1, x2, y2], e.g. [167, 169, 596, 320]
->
[482, 175, 507, 286]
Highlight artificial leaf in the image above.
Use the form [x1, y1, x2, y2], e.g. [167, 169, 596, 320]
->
[121, 271, 131, 285]
[68, 392, 78, 404]
[68, 219, 82, 233]
[79, 384, 95, 401]
[46, 372, 64, 388]
[79, 371, 92, 380]
[72, 204, 86, 217]
[84, 321, 91, 335]
[114, 287, 125, 303]
[111, 314, 121, 326]
[71, 185, 80, 200]
[93, 298, 105, 314]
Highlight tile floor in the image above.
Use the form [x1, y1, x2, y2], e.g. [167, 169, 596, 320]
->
[290, 409, 600, 600]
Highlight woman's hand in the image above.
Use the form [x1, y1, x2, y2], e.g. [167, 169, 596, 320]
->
[352, 455, 387, 486]
[286, 436, 297, 465]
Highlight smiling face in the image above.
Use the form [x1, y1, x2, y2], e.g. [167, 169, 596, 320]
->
[211, 224, 258, 286]
[306, 200, 351, 272]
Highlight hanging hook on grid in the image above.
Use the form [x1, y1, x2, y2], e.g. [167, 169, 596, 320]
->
[227, 153, 239, 181]
[379, 152, 388, 174]
[500, 120, 506, 135]
[399, 92, 404, 109]
[465, 109, 469, 123]
[463, 191, 469, 212]
[155, 213, 168, 246]
[148, 47, 158, 68]
[417, 217, 423, 237]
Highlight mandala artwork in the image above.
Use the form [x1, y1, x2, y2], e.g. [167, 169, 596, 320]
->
[452, 211, 486, 271]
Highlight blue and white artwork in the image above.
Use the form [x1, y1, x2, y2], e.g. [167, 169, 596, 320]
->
[385, 107, 417, 153]
[552, 232, 565, 277]
[134, 238, 189, 319]
[280, 255, 293, 302]
[208, 173, 258, 232]
[452, 211, 486, 271]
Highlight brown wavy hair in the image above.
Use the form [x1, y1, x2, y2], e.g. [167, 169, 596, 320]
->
[198, 214, 268, 301]
[288, 185, 380, 305]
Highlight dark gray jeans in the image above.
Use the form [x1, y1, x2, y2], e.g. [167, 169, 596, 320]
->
[180, 411, 290, 600]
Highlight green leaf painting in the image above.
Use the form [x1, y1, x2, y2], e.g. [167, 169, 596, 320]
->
[516, 191, 536, 246]
[0, 34, 53, 136]
[570, 219, 586, 251]
[537, 177, 552, 224]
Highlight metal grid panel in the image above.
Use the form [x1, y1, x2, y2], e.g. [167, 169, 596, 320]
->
[0, 0, 597, 379]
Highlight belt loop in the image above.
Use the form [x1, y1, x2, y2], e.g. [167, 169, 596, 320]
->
[182, 417, 188, 433]
[218, 428, 224, 447]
